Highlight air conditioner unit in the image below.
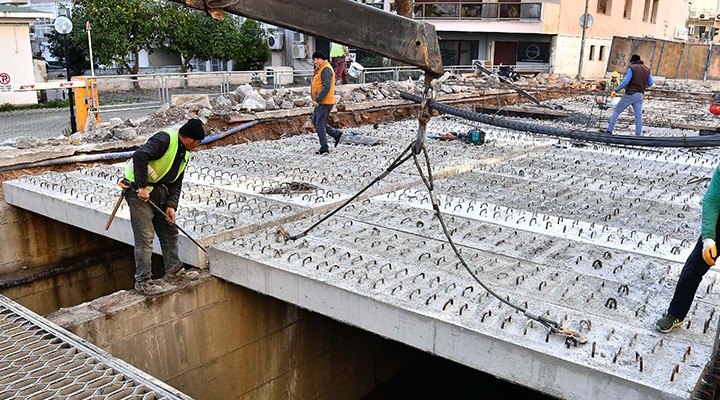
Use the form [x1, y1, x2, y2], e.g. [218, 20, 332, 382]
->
[700, 13, 710, 20]
[292, 32, 305, 43]
[292, 43, 306, 59]
[267, 33, 283, 50]
[690, 9, 700, 18]
[716, 13, 720, 20]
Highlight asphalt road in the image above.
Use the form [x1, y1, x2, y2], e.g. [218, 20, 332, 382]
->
[0, 107, 153, 144]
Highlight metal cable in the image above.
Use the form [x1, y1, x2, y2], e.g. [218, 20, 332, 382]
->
[410, 143, 561, 331]
[401, 92, 720, 147]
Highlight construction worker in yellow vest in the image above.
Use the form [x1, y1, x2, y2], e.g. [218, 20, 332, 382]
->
[330, 42, 350, 84]
[122, 118, 205, 295]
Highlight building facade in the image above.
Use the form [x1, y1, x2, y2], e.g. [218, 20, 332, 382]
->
[0, 5, 52, 105]
[687, 0, 720, 43]
[405, 0, 690, 79]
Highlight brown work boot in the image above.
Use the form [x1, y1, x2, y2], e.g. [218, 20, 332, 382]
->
[134, 279, 164, 295]
[165, 267, 200, 283]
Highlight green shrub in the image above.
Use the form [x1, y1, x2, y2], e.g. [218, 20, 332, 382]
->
[0, 100, 70, 112]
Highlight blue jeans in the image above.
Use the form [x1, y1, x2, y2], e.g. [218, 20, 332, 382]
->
[125, 191, 181, 282]
[312, 104, 341, 151]
[607, 92, 644, 136]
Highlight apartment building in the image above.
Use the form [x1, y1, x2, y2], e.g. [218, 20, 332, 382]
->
[408, 0, 690, 78]
[687, 0, 720, 43]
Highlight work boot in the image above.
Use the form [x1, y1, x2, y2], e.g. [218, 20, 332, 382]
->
[333, 132, 342, 147]
[134, 279, 164, 295]
[315, 148, 329, 155]
[165, 266, 200, 283]
[656, 314, 682, 333]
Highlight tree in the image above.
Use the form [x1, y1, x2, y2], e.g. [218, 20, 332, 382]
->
[232, 19, 269, 71]
[156, 3, 208, 73]
[46, 28, 89, 77]
[71, 0, 164, 75]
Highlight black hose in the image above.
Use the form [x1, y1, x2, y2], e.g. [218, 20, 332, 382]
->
[401, 92, 720, 148]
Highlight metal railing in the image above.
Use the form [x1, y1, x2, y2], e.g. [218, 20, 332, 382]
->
[85, 63, 551, 114]
[413, 1, 542, 20]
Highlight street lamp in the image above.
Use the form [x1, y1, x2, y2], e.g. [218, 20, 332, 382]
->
[54, 16, 77, 133]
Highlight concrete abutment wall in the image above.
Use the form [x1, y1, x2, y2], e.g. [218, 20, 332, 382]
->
[0, 202, 413, 399]
[47, 276, 414, 400]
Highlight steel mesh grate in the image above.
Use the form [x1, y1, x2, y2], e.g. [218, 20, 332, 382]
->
[0, 296, 188, 400]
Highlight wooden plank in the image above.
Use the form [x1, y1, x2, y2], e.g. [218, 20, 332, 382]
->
[706, 45, 720, 80]
[652, 40, 664, 75]
[608, 36, 633, 73]
[687, 44, 710, 80]
[657, 41, 683, 78]
[631, 39, 658, 71]
[670, 122, 720, 131]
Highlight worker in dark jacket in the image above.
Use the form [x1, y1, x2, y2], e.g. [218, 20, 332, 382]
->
[657, 163, 720, 332]
[123, 118, 205, 295]
[311, 51, 342, 155]
[605, 54, 654, 136]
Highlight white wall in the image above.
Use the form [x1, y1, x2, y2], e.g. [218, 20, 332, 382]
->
[0, 23, 39, 105]
[553, 35, 614, 78]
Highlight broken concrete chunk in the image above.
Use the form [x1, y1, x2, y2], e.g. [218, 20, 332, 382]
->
[171, 94, 212, 110]
[112, 127, 137, 141]
[240, 91, 267, 111]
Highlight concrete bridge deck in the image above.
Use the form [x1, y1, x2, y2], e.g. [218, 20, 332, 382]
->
[4, 117, 720, 399]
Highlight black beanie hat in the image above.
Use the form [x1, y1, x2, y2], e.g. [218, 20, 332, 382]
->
[311, 51, 327, 60]
[630, 54, 641, 63]
[179, 118, 205, 140]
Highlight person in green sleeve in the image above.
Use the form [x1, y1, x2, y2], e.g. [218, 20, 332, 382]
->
[656, 165, 720, 332]
[122, 118, 205, 295]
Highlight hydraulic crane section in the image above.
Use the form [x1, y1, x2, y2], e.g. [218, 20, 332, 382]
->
[166, 0, 444, 77]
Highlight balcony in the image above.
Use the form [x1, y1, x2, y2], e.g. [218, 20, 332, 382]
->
[413, 1, 542, 21]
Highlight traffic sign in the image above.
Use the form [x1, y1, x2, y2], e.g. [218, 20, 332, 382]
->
[0, 72, 11, 93]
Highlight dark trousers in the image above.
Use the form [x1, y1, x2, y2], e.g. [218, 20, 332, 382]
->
[312, 104, 341, 151]
[667, 236, 712, 320]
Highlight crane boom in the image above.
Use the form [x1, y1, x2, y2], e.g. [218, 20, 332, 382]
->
[165, 0, 444, 76]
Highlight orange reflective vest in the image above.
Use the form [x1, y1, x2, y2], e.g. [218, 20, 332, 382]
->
[311, 60, 335, 105]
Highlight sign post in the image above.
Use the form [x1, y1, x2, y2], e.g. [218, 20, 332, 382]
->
[54, 16, 77, 133]
[577, 0, 592, 81]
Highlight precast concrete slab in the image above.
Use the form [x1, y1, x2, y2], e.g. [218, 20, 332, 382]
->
[3, 118, 547, 268]
[0, 294, 190, 399]
[4, 116, 720, 399]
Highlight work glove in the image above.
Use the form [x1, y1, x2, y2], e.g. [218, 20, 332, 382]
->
[703, 238, 717, 266]
[610, 91, 617, 98]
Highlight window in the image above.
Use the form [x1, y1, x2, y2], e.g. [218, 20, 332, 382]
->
[624, 0, 632, 19]
[643, 0, 651, 22]
[589, 45, 596, 61]
[440, 40, 480, 66]
[650, 0, 659, 23]
[597, 0, 611, 15]
[599, 46, 606, 61]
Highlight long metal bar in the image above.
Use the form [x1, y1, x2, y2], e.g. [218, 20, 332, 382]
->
[167, 0, 444, 76]
[144, 197, 208, 253]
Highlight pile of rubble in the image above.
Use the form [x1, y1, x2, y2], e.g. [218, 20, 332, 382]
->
[0, 72, 630, 150]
